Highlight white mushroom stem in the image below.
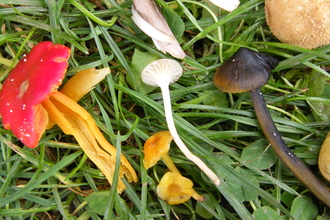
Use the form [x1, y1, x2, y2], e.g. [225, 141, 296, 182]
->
[160, 83, 220, 185]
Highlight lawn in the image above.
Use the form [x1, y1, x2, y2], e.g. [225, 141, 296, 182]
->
[1, 0, 330, 219]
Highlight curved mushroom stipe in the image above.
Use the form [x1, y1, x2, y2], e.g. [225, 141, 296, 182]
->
[48, 91, 138, 184]
[160, 85, 220, 185]
[214, 48, 330, 207]
[42, 98, 127, 192]
[251, 88, 330, 207]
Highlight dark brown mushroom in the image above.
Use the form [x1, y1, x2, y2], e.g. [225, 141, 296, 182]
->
[214, 47, 330, 207]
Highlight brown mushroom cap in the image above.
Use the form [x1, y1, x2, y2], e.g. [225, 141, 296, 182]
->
[213, 48, 278, 93]
[265, 0, 330, 49]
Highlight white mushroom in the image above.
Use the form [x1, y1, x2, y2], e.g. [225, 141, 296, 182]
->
[142, 59, 220, 185]
[131, 0, 186, 59]
[207, 0, 240, 12]
[131, 6, 174, 44]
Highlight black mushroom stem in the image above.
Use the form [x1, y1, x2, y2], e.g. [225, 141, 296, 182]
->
[251, 88, 330, 206]
[214, 48, 330, 207]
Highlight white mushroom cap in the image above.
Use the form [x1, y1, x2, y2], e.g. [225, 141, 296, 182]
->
[131, 6, 175, 44]
[208, 0, 240, 12]
[142, 59, 183, 87]
[131, 1, 186, 59]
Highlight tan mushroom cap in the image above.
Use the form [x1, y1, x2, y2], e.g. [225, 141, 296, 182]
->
[157, 172, 205, 205]
[319, 132, 330, 182]
[265, 0, 330, 49]
[157, 172, 194, 205]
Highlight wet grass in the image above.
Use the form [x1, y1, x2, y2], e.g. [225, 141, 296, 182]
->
[1, 0, 330, 219]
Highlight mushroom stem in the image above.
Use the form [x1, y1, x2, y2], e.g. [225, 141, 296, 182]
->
[192, 191, 206, 202]
[160, 84, 220, 185]
[250, 88, 330, 206]
[161, 153, 181, 174]
[60, 67, 110, 102]
[42, 98, 127, 193]
[49, 91, 138, 183]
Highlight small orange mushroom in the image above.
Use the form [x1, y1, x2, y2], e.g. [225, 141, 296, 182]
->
[157, 172, 205, 205]
[144, 131, 205, 204]
[143, 130, 179, 173]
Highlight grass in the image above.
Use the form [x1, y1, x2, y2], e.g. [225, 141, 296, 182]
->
[1, 0, 330, 219]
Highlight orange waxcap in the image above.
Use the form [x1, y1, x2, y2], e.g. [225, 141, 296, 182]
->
[143, 131, 173, 169]
[156, 172, 205, 205]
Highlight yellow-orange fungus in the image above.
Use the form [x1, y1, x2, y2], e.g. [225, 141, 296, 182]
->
[143, 131, 173, 169]
[168, 183, 183, 193]
[157, 172, 202, 205]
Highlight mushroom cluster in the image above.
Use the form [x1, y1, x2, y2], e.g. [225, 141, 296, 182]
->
[143, 131, 205, 205]
[214, 47, 330, 207]
[142, 59, 220, 185]
[265, 0, 330, 49]
[0, 42, 137, 193]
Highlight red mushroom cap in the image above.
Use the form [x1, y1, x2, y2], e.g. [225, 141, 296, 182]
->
[0, 41, 71, 148]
